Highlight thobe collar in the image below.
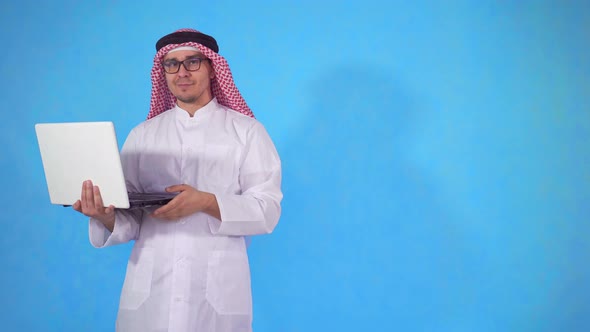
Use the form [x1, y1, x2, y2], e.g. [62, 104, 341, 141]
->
[173, 97, 219, 121]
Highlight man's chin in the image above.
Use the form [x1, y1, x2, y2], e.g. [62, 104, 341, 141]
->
[176, 96, 198, 104]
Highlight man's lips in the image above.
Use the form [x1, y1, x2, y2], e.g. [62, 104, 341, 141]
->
[176, 81, 193, 88]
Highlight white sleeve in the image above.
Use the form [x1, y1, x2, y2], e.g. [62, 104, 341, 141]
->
[210, 122, 282, 236]
[88, 209, 143, 248]
[88, 128, 144, 247]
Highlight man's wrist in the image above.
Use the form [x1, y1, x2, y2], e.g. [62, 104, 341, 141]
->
[203, 192, 221, 220]
[97, 215, 115, 232]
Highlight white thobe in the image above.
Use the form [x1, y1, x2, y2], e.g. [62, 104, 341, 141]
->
[88, 99, 282, 332]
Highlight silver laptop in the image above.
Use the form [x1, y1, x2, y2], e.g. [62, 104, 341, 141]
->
[35, 121, 176, 209]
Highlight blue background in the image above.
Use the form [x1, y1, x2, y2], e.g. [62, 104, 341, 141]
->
[1, 0, 589, 331]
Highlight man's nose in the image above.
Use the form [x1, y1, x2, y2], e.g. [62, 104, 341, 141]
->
[177, 64, 190, 76]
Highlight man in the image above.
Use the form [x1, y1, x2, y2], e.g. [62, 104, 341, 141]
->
[73, 28, 282, 331]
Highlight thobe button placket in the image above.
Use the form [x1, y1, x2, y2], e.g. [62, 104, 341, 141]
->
[176, 258, 188, 268]
[171, 258, 190, 302]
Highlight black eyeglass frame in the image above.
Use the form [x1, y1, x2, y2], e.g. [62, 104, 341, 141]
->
[161, 57, 209, 74]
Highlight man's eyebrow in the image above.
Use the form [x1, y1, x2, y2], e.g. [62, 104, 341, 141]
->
[163, 54, 205, 62]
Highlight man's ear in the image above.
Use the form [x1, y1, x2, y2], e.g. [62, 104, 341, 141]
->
[208, 61, 215, 79]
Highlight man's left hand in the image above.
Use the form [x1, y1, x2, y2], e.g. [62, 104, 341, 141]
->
[152, 184, 221, 221]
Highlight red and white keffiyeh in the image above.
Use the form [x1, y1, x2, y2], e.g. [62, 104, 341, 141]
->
[147, 28, 253, 119]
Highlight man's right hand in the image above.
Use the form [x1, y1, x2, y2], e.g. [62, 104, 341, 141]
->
[73, 180, 115, 232]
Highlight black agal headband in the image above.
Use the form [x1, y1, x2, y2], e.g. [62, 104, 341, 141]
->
[155, 31, 219, 53]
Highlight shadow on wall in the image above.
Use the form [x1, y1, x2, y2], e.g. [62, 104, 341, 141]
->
[277, 65, 483, 330]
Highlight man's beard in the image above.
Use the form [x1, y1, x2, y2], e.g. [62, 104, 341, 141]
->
[176, 95, 199, 104]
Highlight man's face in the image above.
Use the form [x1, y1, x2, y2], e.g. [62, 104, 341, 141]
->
[162, 49, 214, 108]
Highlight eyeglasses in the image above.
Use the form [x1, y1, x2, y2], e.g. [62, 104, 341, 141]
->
[161, 57, 208, 74]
